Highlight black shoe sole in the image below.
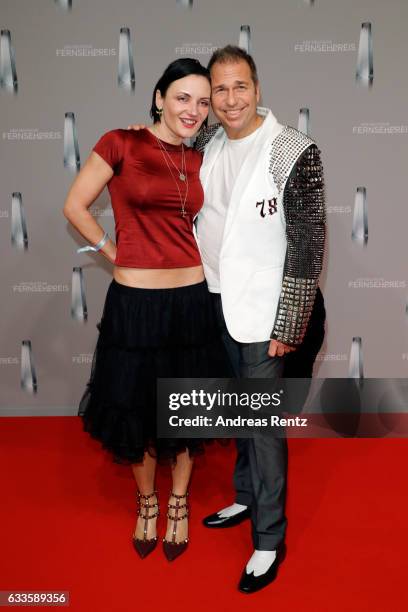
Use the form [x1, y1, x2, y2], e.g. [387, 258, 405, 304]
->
[202, 508, 251, 529]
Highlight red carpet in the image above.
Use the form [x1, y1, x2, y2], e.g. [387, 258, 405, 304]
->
[0, 417, 407, 611]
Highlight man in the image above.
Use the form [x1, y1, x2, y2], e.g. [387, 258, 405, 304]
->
[193, 45, 326, 594]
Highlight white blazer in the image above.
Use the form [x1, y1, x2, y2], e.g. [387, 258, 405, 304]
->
[196, 107, 315, 343]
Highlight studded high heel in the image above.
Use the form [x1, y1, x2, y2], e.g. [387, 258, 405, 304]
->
[163, 491, 189, 561]
[132, 491, 159, 559]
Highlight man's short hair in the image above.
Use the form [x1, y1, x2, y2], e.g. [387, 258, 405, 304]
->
[207, 45, 259, 85]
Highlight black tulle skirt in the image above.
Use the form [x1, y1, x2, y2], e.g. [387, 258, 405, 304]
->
[78, 278, 230, 465]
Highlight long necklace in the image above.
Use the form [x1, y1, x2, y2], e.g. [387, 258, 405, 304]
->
[154, 130, 187, 181]
[153, 131, 189, 217]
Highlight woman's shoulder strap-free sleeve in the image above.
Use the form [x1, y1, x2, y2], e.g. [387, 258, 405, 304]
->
[92, 128, 127, 171]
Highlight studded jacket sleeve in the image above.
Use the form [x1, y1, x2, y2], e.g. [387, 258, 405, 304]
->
[270, 144, 326, 346]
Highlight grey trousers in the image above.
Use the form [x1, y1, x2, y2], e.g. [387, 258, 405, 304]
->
[211, 288, 326, 550]
[211, 293, 287, 550]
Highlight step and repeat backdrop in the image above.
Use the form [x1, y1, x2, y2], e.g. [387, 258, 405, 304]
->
[0, 0, 407, 415]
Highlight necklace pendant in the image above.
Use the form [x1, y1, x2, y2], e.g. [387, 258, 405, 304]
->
[179, 173, 186, 181]
[180, 209, 187, 218]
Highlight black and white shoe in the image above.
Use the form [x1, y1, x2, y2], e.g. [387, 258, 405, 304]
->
[238, 543, 286, 594]
[202, 507, 251, 528]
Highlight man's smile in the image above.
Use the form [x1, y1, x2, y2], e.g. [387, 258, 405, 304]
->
[223, 107, 247, 118]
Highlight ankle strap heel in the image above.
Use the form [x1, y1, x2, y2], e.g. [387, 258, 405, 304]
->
[132, 490, 159, 559]
[163, 491, 189, 562]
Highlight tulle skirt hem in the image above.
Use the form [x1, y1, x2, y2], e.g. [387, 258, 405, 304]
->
[78, 278, 231, 465]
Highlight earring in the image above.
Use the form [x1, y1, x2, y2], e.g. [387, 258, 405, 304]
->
[157, 108, 163, 117]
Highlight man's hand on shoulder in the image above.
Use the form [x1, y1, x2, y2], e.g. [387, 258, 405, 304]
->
[268, 339, 297, 358]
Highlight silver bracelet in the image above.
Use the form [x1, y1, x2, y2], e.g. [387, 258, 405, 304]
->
[77, 231, 109, 253]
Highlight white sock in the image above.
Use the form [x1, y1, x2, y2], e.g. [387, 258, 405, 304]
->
[217, 503, 248, 518]
[246, 550, 277, 577]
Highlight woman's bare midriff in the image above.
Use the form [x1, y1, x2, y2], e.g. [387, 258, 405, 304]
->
[113, 264, 205, 289]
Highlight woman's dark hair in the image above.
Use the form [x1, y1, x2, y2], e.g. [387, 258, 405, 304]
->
[150, 58, 211, 123]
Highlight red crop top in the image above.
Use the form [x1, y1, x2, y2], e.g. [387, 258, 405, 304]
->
[92, 127, 204, 268]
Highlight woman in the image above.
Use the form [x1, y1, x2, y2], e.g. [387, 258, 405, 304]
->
[63, 58, 230, 562]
